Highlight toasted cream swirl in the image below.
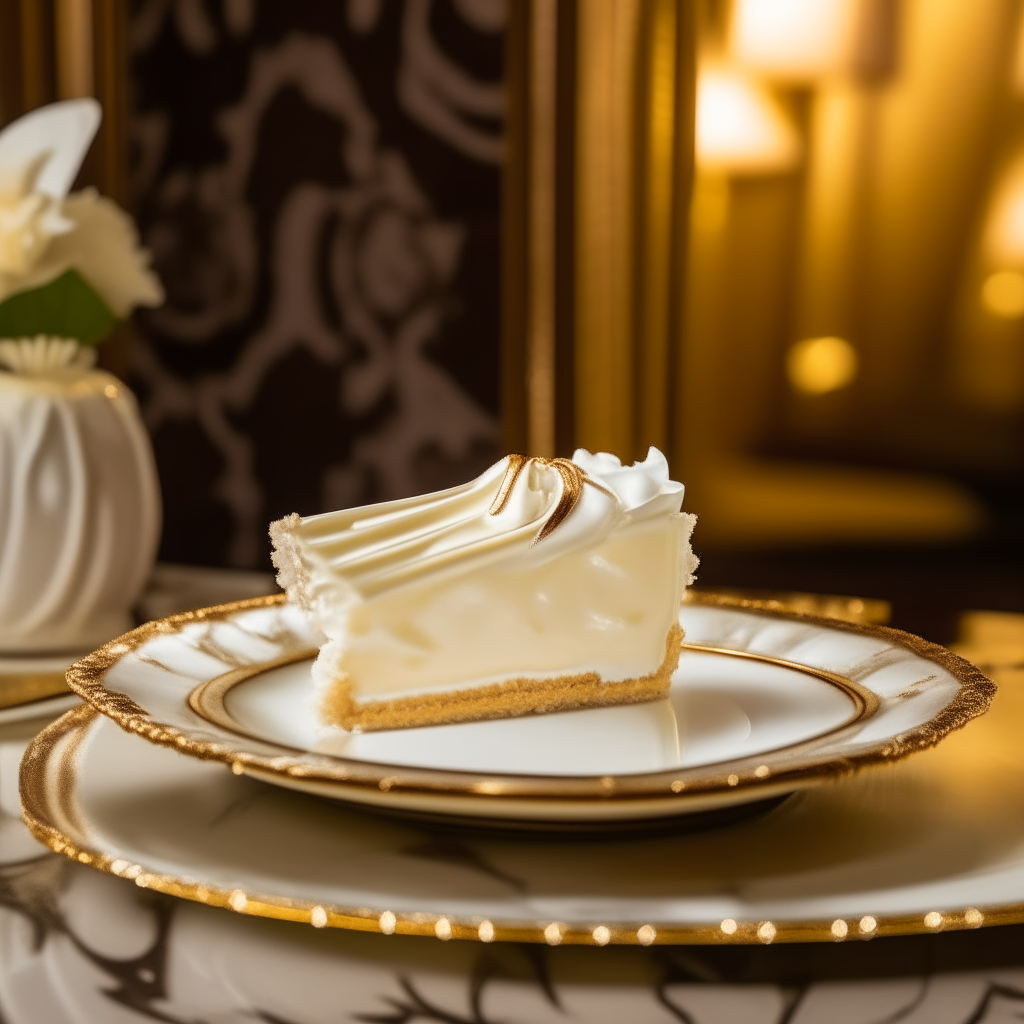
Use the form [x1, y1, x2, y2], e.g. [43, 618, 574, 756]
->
[272, 447, 685, 609]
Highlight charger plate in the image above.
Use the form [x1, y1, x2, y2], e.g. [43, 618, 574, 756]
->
[53, 593, 990, 826]
[20, 666, 1024, 946]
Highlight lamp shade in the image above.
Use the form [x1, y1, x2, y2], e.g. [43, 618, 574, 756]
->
[730, 0, 860, 80]
[696, 66, 801, 174]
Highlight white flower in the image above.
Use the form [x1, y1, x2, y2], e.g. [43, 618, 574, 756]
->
[25, 187, 164, 316]
[0, 156, 73, 280]
[0, 99, 163, 315]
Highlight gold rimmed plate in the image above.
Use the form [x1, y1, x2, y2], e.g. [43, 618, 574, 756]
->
[54, 592, 991, 826]
[21, 660, 1023, 947]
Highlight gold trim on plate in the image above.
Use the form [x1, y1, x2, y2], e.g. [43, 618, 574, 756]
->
[62, 592, 994, 803]
[19, 702, 1016, 947]
[186, 649, 316, 738]
[188, 636, 878, 756]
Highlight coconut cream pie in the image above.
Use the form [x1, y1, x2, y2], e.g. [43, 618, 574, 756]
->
[270, 448, 697, 732]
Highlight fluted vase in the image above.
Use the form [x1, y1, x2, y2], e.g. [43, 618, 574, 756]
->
[0, 338, 160, 654]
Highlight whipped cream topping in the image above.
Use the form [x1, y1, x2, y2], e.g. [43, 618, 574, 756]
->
[272, 447, 689, 622]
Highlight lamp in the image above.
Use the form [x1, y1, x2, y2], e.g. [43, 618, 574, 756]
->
[729, 0, 860, 80]
[696, 65, 801, 174]
[985, 156, 1024, 265]
[980, 156, 1024, 319]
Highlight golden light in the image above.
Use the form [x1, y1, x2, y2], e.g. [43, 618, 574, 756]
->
[1015, 6, 1024, 95]
[696, 66, 801, 174]
[730, 0, 859, 80]
[981, 271, 1024, 319]
[985, 158, 1024, 264]
[787, 336, 858, 394]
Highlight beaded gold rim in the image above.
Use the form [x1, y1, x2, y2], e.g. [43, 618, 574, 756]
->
[61, 592, 995, 805]
[19, 702, 1015, 946]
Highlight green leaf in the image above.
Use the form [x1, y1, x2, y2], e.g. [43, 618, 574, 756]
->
[0, 269, 118, 346]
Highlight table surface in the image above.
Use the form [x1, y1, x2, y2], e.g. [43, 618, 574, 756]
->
[1, 562, 1023, 1023]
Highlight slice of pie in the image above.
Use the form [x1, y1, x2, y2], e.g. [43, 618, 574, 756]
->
[270, 447, 697, 732]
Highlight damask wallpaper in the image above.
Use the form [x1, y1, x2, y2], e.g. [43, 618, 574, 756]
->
[129, 0, 504, 568]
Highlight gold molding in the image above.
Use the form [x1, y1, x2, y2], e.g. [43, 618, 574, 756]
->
[502, 0, 697, 462]
[526, 0, 558, 458]
[55, 0, 94, 100]
[0, 0, 127, 196]
[0, 0, 131, 373]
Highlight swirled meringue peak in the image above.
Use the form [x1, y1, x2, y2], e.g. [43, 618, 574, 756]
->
[270, 447, 697, 733]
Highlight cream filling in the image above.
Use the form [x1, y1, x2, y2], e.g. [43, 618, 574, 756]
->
[311, 514, 691, 703]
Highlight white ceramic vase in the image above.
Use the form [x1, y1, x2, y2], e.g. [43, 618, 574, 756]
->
[0, 338, 160, 654]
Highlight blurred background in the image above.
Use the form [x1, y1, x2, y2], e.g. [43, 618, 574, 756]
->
[0, 0, 1020, 644]
[679, 0, 1024, 642]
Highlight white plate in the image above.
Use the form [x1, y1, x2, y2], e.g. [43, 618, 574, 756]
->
[217, 646, 858, 776]
[61, 594, 990, 826]
[19, 675, 1024, 946]
[0, 565, 278, 726]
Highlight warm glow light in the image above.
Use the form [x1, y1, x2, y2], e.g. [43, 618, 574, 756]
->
[985, 158, 1024, 263]
[696, 66, 801, 173]
[787, 336, 858, 394]
[1014, 9, 1024, 95]
[690, 174, 730, 234]
[731, 0, 859, 80]
[981, 271, 1024, 318]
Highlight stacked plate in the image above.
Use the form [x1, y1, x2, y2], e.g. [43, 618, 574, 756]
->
[0, 564, 277, 725]
[21, 591, 1013, 947]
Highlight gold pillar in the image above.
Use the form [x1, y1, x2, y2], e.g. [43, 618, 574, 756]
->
[503, 0, 696, 463]
[0, 0, 132, 375]
[0, 0, 128, 202]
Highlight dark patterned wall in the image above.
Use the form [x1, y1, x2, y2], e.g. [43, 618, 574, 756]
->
[129, 0, 504, 568]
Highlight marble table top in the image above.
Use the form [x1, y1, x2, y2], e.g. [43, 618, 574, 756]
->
[1, 567, 1022, 1023]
